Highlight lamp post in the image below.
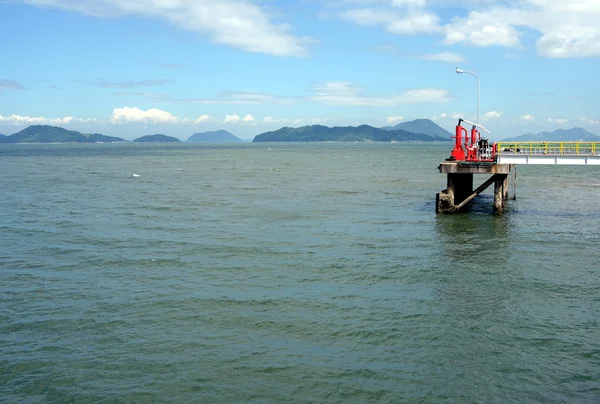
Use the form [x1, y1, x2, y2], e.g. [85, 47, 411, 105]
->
[456, 67, 480, 127]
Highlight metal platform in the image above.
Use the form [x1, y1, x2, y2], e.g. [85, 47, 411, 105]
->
[496, 142, 600, 165]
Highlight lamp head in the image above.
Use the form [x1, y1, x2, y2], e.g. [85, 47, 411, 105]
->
[455, 67, 464, 74]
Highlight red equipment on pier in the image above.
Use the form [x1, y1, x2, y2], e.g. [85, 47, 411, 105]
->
[449, 118, 496, 162]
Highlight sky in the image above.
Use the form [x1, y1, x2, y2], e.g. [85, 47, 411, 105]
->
[0, 0, 599, 141]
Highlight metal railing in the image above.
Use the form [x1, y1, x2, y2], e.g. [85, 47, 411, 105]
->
[496, 142, 600, 157]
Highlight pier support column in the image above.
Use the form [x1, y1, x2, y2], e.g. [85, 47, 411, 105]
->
[449, 173, 473, 206]
[494, 174, 508, 214]
[437, 162, 513, 215]
[436, 173, 473, 213]
[436, 187, 455, 214]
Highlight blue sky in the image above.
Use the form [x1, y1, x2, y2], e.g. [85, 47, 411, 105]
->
[0, 0, 599, 141]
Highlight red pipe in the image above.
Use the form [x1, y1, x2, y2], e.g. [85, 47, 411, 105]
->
[451, 124, 467, 160]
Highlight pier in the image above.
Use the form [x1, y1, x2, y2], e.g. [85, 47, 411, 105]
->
[436, 162, 513, 214]
[436, 123, 600, 214]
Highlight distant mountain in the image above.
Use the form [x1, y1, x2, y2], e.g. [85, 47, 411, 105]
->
[188, 130, 243, 143]
[85, 133, 128, 143]
[0, 125, 126, 143]
[133, 134, 181, 143]
[502, 127, 600, 142]
[382, 118, 452, 139]
[252, 124, 451, 142]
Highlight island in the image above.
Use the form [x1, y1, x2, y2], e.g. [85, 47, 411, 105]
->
[0, 125, 126, 143]
[253, 123, 451, 142]
[383, 118, 453, 139]
[187, 130, 243, 143]
[502, 128, 600, 142]
[133, 134, 181, 143]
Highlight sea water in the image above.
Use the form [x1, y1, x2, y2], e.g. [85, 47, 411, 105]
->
[1, 143, 599, 403]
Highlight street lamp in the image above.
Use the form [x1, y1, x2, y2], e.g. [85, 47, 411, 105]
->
[455, 66, 480, 127]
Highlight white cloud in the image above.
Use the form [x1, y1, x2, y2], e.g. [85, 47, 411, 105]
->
[337, 0, 600, 58]
[537, 27, 600, 58]
[341, 8, 440, 34]
[444, 11, 520, 47]
[20, 0, 313, 57]
[521, 114, 535, 121]
[548, 118, 568, 124]
[223, 114, 256, 124]
[109, 109, 211, 124]
[193, 114, 212, 123]
[261, 116, 330, 126]
[391, 0, 426, 6]
[262, 116, 296, 124]
[113, 84, 452, 108]
[483, 111, 503, 119]
[311, 81, 452, 106]
[443, 1, 600, 57]
[577, 117, 587, 121]
[110, 106, 179, 124]
[224, 114, 241, 124]
[0, 114, 81, 125]
[418, 52, 464, 63]
[588, 120, 599, 124]
[386, 116, 404, 124]
[432, 112, 463, 121]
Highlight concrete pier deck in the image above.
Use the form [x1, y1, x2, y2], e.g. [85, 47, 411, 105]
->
[438, 162, 512, 174]
[436, 162, 513, 214]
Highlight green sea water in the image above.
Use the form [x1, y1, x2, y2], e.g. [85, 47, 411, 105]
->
[1, 143, 599, 403]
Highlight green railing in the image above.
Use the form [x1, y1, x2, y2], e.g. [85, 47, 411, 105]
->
[496, 142, 600, 156]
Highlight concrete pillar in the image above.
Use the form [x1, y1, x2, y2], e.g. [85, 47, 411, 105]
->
[437, 173, 474, 213]
[436, 189, 455, 213]
[448, 173, 473, 205]
[437, 162, 513, 215]
[494, 174, 508, 214]
[445, 174, 455, 203]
